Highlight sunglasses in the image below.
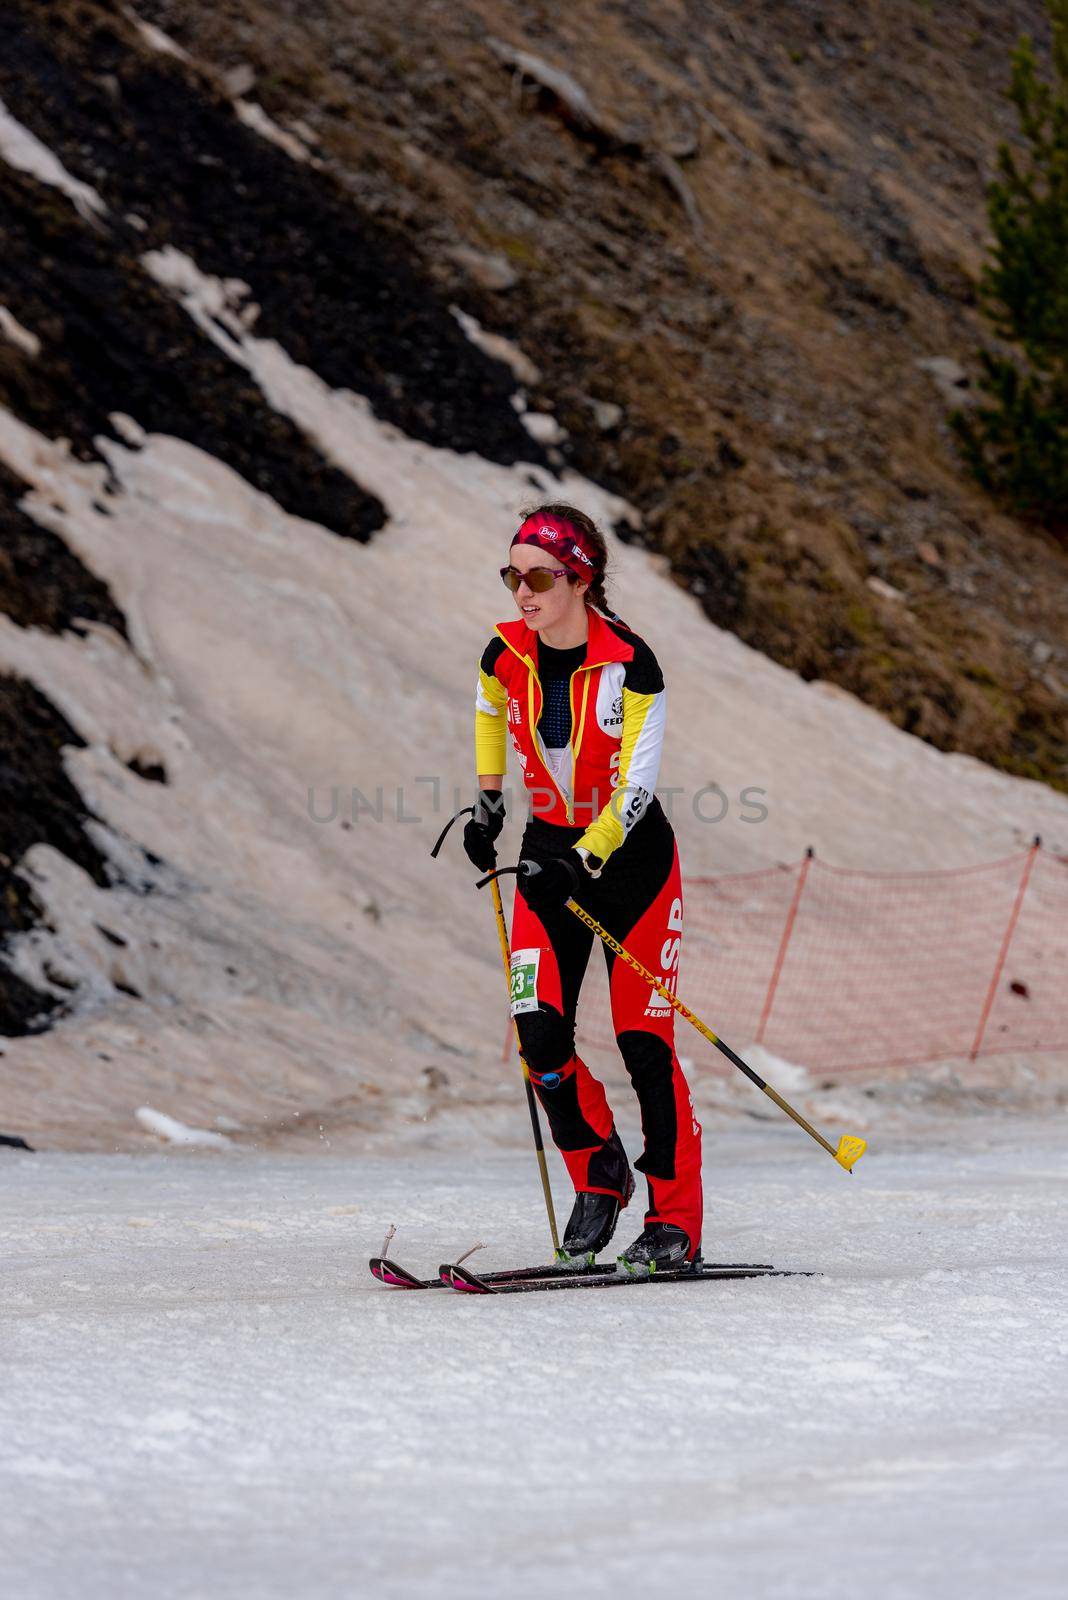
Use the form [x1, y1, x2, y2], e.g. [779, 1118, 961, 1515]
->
[500, 564, 574, 593]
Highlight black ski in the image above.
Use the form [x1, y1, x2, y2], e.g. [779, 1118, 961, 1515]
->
[370, 1256, 780, 1292]
[369, 1256, 645, 1291]
[443, 1260, 812, 1295]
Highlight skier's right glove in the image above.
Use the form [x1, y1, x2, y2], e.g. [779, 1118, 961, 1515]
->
[462, 789, 506, 872]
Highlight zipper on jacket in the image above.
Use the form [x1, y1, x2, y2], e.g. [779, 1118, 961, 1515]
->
[495, 626, 614, 827]
[569, 668, 593, 778]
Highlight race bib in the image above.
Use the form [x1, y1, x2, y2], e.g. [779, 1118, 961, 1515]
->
[509, 947, 541, 1016]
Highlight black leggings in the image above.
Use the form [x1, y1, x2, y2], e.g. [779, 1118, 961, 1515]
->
[508, 799, 703, 1242]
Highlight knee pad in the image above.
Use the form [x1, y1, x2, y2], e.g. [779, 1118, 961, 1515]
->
[514, 1004, 575, 1084]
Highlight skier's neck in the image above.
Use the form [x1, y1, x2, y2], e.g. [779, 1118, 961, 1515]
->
[539, 613, 589, 651]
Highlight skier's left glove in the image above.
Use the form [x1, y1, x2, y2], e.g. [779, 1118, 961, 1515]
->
[518, 852, 584, 913]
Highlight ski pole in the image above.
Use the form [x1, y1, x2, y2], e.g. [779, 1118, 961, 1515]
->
[479, 863, 866, 1174]
[487, 873, 561, 1253]
[568, 895, 865, 1171]
[430, 808, 562, 1254]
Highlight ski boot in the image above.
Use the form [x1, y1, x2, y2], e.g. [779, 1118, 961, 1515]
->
[556, 1133, 634, 1268]
[617, 1221, 697, 1276]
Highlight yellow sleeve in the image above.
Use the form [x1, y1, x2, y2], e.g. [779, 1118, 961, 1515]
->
[576, 683, 665, 863]
[474, 656, 508, 776]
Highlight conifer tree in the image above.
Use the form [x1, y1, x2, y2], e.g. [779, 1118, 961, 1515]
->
[954, 0, 1068, 535]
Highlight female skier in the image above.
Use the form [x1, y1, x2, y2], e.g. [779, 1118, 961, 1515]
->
[463, 505, 703, 1272]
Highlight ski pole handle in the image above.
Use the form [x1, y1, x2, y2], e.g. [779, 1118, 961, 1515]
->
[429, 804, 475, 859]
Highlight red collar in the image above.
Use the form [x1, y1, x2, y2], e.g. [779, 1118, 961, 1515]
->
[495, 608, 629, 670]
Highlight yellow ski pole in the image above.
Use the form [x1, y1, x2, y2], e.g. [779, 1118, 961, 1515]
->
[430, 806, 561, 1254]
[488, 875, 562, 1254]
[561, 894, 865, 1172]
[479, 860, 864, 1173]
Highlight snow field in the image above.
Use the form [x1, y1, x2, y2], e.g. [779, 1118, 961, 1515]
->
[2, 1124, 1067, 1599]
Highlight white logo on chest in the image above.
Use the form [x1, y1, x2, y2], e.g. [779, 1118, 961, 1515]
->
[595, 667, 625, 735]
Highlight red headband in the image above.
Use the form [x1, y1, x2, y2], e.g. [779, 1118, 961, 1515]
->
[512, 513, 598, 583]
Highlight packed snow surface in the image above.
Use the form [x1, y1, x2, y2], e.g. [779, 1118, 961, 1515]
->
[3, 1120, 1066, 1599]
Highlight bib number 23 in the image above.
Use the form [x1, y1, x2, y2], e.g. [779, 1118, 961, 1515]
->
[509, 947, 542, 1015]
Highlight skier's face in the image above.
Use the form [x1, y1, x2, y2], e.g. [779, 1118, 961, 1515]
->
[507, 544, 588, 633]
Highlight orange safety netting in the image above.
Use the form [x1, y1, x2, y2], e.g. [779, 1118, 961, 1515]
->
[561, 843, 1068, 1074]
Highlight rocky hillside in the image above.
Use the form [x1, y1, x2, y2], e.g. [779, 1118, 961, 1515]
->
[117, 0, 1068, 788]
[3, 0, 1066, 795]
[1, 0, 1067, 1143]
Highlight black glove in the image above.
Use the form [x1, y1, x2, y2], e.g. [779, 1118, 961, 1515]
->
[518, 851, 583, 913]
[462, 789, 506, 871]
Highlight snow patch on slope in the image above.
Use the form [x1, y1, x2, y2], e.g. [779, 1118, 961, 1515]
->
[0, 96, 107, 220]
[123, 9, 191, 62]
[233, 99, 317, 166]
[126, 8, 317, 167]
[135, 1106, 232, 1148]
[0, 305, 41, 357]
[450, 306, 541, 386]
[740, 1043, 812, 1094]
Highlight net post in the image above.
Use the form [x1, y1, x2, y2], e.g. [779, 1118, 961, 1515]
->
[969, 836, 1041, 1061]
[755, 847, 814, 1046]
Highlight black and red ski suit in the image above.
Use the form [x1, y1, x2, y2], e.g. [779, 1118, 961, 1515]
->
[475, 608, 703, 1252]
